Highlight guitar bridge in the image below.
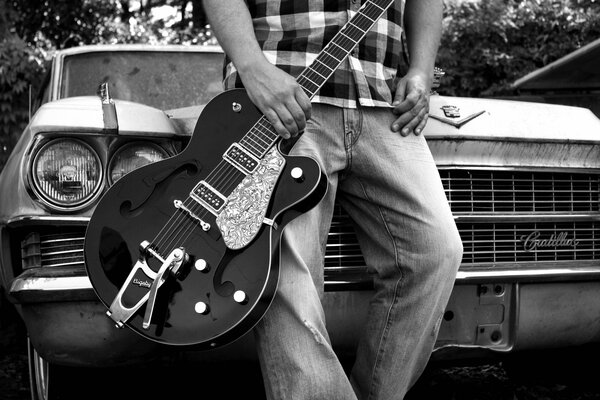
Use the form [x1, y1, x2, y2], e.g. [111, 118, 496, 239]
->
[106, 242, 187, 329]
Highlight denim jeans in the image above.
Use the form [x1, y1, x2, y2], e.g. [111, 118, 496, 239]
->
[254, 103, 463, 400]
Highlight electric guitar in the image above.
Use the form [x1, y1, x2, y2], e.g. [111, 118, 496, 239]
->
[85, 0, 395, 349]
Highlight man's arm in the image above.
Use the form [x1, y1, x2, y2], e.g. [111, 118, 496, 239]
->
[391, 0, 443, 136]
[203, 0, 311, 139]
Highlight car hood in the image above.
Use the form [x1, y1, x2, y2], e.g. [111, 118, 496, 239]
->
[29, 96, 180, 137]
[425, 96, 600, 143]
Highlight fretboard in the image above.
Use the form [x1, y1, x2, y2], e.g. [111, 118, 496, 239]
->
[240, 0, 395, 159]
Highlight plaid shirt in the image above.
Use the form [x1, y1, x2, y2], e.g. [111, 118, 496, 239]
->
[222, 0, 406, 108]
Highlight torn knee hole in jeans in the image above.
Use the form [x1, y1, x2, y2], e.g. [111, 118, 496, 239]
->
[303, 320, 325, 345]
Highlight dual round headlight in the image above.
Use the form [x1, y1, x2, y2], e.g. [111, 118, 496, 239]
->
[31, 139, 168, 210]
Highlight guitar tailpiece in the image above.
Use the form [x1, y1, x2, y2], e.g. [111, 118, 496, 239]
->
[106, 245, 186, 329]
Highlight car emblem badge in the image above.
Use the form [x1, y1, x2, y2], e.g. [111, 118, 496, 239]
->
[441, 105, 461, 118]
[430, 105, 486, 129]
[520, 231, 580, 253]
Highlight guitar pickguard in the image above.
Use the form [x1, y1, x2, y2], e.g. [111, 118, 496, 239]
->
[216, 147, 285, 250]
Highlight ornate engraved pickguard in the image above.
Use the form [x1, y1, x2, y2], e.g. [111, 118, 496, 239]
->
[216, 147, 285, 250]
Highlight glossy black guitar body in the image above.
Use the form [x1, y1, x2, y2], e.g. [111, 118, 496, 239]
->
[85, 89, 327, 349]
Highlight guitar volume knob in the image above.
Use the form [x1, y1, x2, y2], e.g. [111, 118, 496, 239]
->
[233, 290, 248, 305]
[291, 167, 304, 182]
[194, 302, 210, 315]
[194, 259, 209, 272]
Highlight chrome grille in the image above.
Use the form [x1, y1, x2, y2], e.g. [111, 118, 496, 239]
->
[20, 168, 599, 288]
[459, 221, 599, 264]
[21, 230, 85, 269]
[324, 169, 600, 288]
[441, 170, 599, 213]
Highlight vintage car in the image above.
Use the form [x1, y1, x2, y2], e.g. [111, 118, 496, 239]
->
[1, 44, 599, 400]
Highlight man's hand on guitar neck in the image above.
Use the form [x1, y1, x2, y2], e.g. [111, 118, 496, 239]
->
[238, 58, 312, 140]
[204, 0, 311, 141]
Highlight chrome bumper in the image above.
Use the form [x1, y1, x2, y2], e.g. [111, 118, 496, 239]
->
[10, 261, 600, 304]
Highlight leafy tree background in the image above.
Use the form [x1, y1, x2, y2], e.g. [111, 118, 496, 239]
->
[1, 0, 600, 171]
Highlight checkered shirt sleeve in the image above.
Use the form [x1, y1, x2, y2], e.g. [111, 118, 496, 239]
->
[222, 0, 406, 109]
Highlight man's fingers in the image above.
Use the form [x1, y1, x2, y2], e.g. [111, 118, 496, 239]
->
[265, 103, 305, 139]
[414, 112, 429, 135]
[399, 107, 428, 136]
[295, 87, 312, 121]
[392, 99, 429, 135]
[392, 91, 419, 116]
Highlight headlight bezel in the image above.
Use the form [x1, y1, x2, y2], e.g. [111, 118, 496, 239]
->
[28, 138, 105, 212]
[107, 141, 169, 185]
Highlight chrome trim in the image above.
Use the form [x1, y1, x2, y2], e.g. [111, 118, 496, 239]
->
[427, 135, 600, 145]
[9, 262, 600, 299]
[437, 165, 600, 174]
[456, 266, 600, 281]
[5, 215, 90, 226]
[10, 275, 93, 293]
[454, 214, 600, 222]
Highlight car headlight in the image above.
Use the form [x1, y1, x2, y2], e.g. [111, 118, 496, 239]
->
[31, 139, 103, 209]
[108, 142, 168, 184]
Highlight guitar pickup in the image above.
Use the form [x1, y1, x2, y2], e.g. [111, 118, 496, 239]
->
[190, 181, 227, 215]
[223, 143, 260, 175]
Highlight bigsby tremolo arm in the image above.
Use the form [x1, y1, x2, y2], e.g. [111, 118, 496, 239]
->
[106, 241, 187, 329]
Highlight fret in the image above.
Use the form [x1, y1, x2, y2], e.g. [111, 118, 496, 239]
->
[322, 45, 343, 63]
[247, 131, 270, 150]
[298, 75, 320, 92]
[370, 0, 386, 11]
[255, 123, 278, 147]
[363, 3, 385, 20]
[344, 23, 366, 41]
[304, 67, 327, 81]
[310, 59, 334, 76]
[372, 0, 392, 9]
[240, 134, 265, 157]
[350, 13, 375, 31]
[357, 11, 375, 23]
[339, 31, 355, 44]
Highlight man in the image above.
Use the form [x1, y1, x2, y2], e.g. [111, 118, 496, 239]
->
[203, 0, 463, 399]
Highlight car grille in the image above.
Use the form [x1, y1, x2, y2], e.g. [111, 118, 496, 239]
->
[18, 170, 600, 289]
[459, 221, 599, 263]
[441, 170, 599, 214]
[21, 230, 86, 269]
[324, 169, 600, 288]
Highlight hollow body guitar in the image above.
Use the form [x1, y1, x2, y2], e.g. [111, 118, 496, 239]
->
[84, 0, 394, 349]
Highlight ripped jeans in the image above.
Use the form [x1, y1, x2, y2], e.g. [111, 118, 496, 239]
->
[253, 103, 463, 400]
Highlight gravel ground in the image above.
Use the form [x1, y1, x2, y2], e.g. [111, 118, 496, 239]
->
[2, 298, 600, 400]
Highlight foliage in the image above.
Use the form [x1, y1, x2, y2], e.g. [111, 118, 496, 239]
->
[437, 0, 600, 97]
[0, 27, 44, 169]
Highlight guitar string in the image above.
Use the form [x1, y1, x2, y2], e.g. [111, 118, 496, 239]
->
[153, 60, 352, 255]
[150, 114, 275, 252]
[172, 119, 280, 249]
[152, 117, 279, 255]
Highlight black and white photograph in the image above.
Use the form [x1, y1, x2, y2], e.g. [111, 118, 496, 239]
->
[1, 0, 599, 399]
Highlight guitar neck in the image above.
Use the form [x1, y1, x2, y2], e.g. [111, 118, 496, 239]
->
[298, 0, 395, 99]
[240, 0, 395, 158]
